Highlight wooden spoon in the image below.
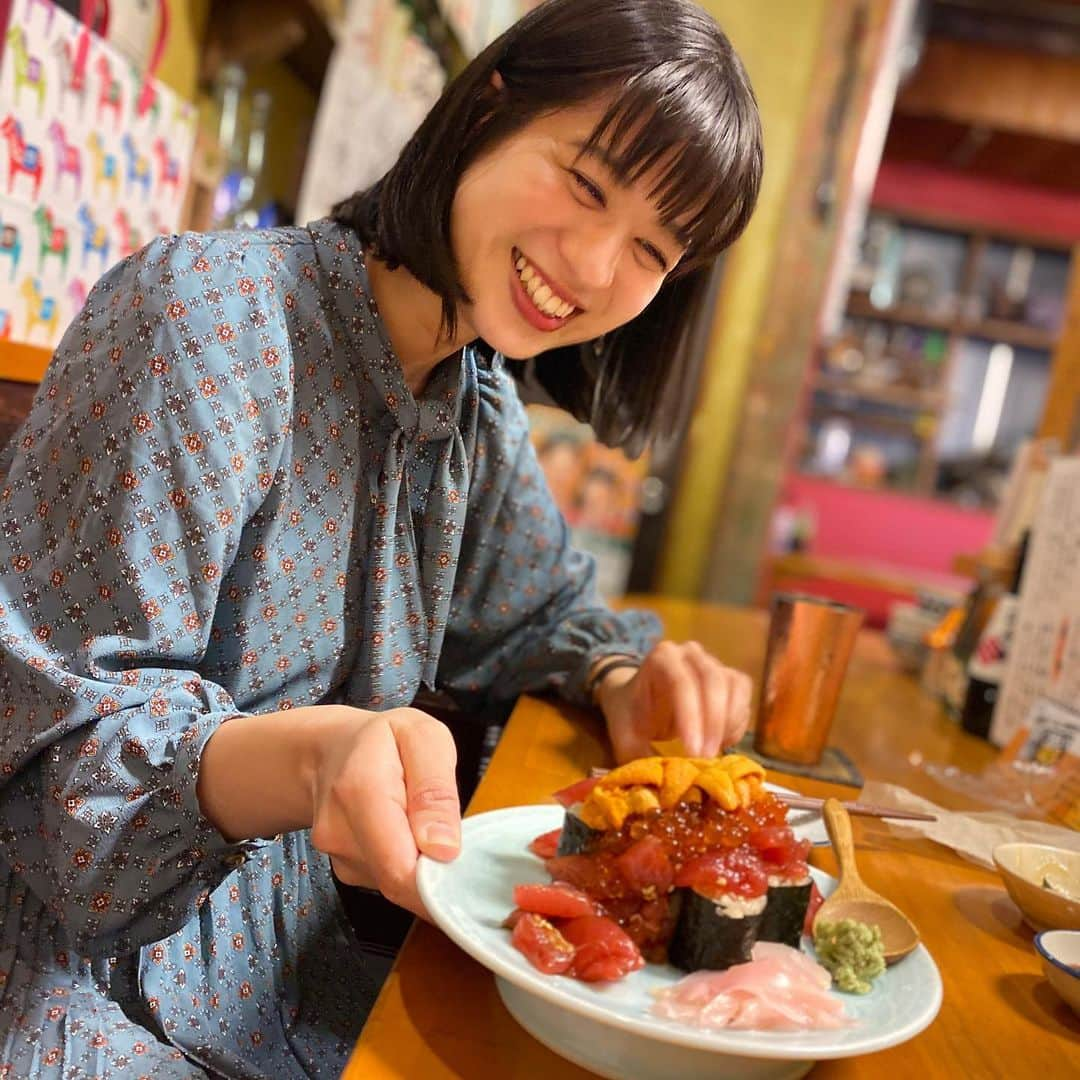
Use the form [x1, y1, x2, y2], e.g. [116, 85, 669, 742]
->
[815, 798, 920, 964]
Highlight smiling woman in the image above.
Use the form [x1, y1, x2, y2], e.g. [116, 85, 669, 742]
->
[333, 0, 763, 453]
[0, 2, 763, 1078]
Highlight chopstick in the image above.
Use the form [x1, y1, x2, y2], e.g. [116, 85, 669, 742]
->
[779, 795, 936, 822]
[586, 768, 936, 822]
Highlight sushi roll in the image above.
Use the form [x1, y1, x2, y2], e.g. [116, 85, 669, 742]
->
[758, 876, 813, 948]
[668, 843, 770, 971]
[755, 827, 814, 948]
[557, 809, 602, 856]
[668, 889, 767, 971]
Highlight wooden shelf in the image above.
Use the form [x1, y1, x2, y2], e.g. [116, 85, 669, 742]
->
[972, 316, 1059, 352]
[812, 372, 943, 410]
[952, 546, 1017, 585]
[770, 551, 966, 599]
[846, 293, 1058, 351]
[846, 293, 955, 333]
[806, 400, 936, 437]
[0, 341, 51, 384]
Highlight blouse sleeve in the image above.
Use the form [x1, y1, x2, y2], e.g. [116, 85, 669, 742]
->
[437, 365, 661, 707]
[0, 234, 290, 956]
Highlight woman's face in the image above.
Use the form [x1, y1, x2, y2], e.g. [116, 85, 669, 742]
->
[450, 98, 688, 359]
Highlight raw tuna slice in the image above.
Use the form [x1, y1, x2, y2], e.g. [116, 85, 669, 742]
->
[512, 882, 597, 919]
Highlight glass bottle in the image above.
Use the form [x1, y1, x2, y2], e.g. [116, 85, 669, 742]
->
[231, 90, 274, 229]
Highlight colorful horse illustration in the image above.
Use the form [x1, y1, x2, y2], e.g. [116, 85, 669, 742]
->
[95, 54, 124, 130]
[1, 116, 44, 199]
[67, 277, 88, 312]
[32, 206, 69, 274]
[25, 0, 56, 33]
[120, 134, 152, 199]
[20, 277, 58, 341]
[0, 219, 22, 282]
[151, 137, 181, 197]
[76, 204, 109, 268]
[114, 208, 141, 259]
[0, 309, 12, 341]
[85, 133, 119, 200]
[4, 27, 47, 114]
[52, 33, 90, 115]
[128, 62, 161, 124]
[47, 121, 82, 193]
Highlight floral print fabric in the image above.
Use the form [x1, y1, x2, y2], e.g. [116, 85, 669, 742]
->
[0, 219, 659, 1076]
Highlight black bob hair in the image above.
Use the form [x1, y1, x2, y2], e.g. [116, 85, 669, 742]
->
[333, 0, 763, 455]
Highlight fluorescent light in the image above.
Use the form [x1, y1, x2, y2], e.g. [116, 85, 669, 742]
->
[971, 343, 1013, 453]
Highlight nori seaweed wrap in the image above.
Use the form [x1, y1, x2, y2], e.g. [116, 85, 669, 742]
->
[668, 889, 767, 972]
[556, 809, 603, 856]
[758, 877, 812, 948]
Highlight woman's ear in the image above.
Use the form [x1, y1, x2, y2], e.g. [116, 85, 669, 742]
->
[490, 69, 505, 92]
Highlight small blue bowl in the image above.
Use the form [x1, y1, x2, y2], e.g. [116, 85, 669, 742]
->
[1034, 930, 1080, 1016]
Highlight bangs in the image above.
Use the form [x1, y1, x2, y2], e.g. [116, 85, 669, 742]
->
[580, 65, 762, 270]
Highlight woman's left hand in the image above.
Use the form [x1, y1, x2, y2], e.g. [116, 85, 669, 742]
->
[594, 641, 752, 763]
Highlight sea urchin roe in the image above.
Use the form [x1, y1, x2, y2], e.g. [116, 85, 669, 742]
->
[813, 919, 886, 994]
[579, 754, 767, 830]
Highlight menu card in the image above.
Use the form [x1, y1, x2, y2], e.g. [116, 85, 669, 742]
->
[990, 457, 1080, 749]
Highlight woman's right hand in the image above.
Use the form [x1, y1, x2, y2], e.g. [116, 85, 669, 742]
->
[309, 706, 462, 920]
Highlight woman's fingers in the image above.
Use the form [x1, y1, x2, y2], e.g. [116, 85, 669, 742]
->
[649, 642, 705, 756]
[329, 852, 378, 891]
[683, 642, 732, 758]
[726, 667, 753, 747]
[636, 641, 754, 757]
[390, 709, 461, 860]
[309, 708, 461, 921]
[335, 722, 426, 915]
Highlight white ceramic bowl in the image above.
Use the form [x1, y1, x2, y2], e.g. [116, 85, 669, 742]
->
[992, 843, 1080, 932]
[419, 803, 942, 1080]
[1034, 930, 1080, 1017]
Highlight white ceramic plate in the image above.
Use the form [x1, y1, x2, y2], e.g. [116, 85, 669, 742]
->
[417, 804, 942, 1080]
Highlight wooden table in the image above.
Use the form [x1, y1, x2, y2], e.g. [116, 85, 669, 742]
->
[342, 599, 1080, 1078]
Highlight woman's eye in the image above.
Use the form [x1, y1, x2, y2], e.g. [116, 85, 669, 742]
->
[570, 171, 605, 206]
[639, 241, 668, 272]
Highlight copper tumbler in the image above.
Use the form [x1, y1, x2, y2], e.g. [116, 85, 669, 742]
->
[753, 593, 864, 765]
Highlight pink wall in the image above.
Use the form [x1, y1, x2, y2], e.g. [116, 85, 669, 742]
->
[872, 161, 1080, 243]
[773, 476, 995, 627]
[784, 474, 994, 576]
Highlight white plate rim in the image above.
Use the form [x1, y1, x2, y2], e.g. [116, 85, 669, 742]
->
[417, 803, 942, 1062]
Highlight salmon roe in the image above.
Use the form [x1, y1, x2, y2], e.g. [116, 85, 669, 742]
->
[592, 790, 789, 871]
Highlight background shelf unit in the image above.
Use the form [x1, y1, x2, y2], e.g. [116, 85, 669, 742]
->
[798, 206, 1072, 509]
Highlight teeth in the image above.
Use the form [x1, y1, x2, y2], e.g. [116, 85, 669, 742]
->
[514, 250, 576, 320]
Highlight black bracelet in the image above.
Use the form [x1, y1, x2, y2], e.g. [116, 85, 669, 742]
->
[585, 655, 642, 702]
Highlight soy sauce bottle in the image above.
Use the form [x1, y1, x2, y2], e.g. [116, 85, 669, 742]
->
[960, 532, 1030, 740]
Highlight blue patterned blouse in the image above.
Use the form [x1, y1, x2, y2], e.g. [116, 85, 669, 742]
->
[0, 220, 659, 1077]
